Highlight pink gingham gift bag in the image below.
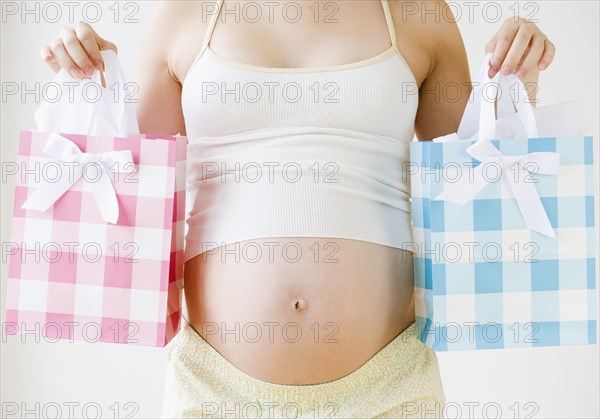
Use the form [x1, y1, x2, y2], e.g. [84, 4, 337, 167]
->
[4, 50, 186, 346]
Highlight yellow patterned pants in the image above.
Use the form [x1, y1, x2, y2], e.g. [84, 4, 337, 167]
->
[161, 321, 446, 418]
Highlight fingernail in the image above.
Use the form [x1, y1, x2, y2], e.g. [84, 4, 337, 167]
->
[539, 62, 546, 70]
[84, 66, 94, 76]
[94, 60, 103, 70]
[516, 68, 525, 78]
[501, 65, 511, 75]
[69, 68, 80, 78]
[488, 69, 497, 78]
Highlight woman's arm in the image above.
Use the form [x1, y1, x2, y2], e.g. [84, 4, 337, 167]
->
[412, 6, 555, 141]
[136, 1, 187, 136]
[413, 6, 471, 141]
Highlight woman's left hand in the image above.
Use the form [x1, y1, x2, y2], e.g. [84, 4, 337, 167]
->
[485, 17, 555, 80]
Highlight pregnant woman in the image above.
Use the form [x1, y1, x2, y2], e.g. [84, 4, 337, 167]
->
[41, 1, 554, 417]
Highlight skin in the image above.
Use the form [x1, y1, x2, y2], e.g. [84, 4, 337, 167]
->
[41, 1, 556, 385]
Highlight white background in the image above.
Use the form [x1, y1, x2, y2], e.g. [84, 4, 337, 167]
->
[1, 1, 599, 418]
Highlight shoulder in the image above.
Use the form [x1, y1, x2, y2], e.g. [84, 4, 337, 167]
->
[387, 0, 461, 35]
[146, 0, 211, 39]
[143, 1, 216, 84]
[150, 0, 210, 18]
[148, 1, 223, 30]
[387, 0, 467, 84]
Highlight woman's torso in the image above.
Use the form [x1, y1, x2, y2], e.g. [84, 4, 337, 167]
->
[170, 0, 431, 385]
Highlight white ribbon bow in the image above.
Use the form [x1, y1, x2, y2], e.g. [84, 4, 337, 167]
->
[435, 140, 559, 238]
[21, 133, 135, 224]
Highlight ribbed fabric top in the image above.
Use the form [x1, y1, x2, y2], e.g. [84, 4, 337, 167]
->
[181, 0, 419, 262]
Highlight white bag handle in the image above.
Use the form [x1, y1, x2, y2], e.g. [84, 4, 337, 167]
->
[479, 53, 538, 140]
[90, 50, 127, 134]
[34, 49, 139, 136]
[457, 53, 538, 140]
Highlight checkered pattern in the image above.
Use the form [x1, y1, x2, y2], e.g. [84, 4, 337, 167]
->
[4, 130, 187, 347]
[410, 136, 597, 351]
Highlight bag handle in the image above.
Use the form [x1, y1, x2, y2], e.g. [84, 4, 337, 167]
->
[457, 53, 538, 140]
[34, 49, 139, 137]
[89, 50, 130, 135]
[479, 53, 538, 140]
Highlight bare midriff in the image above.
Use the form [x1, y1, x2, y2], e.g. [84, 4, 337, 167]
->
[183, 237, 415, 385]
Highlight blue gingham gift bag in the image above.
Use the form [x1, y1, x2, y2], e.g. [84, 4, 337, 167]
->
[410, 54, 597, 351]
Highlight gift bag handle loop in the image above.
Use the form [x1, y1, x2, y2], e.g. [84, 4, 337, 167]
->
[457, 53, 539, 141]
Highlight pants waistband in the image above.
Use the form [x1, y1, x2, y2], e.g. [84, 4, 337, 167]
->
[168, 319, 434, 404]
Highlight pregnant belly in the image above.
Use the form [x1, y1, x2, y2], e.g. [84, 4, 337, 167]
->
[183, 237, 416, 385]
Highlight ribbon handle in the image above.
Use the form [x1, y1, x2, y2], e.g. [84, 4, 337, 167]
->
[21, 133, 135, 224]
[34, 50, 139, 137]
[479, 54, 539, 140]
[457, 53, 538, 141]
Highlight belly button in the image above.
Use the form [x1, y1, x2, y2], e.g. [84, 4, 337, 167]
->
[293, 298, 307, 311]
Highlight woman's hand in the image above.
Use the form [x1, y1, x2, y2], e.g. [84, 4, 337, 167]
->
[40, 21, 117, 79]
[485, 17, 555, 80]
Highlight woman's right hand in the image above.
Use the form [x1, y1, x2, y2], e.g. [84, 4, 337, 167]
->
[41, 21, 118, 79]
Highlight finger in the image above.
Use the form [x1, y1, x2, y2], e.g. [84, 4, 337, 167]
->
[514, 35, 545, 78]
[538, 39, 556, 70]
[40, 46, 61, 73]
[485, 38, 499, 78]
[73, 21, 103, 71]
[514, 41, 530, 67]
[485, 37, 497, 55]
[489, 21, 519, 77]
[501, 23, 536, 75]
[49, 38, 83, 79]
[60, 26, 95, 78]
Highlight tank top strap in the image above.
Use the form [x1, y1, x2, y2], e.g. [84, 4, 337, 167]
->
[380, 0, 398, 51]
[193, 0, 225, 64]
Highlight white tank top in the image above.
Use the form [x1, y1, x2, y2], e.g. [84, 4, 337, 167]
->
[182, 0, 419, 262]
